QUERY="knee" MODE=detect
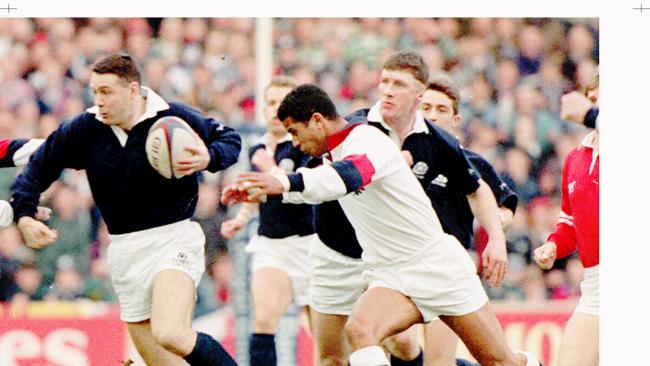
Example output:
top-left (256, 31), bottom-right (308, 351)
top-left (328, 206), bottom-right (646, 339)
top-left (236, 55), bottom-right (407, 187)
top-left (151, 325), bottom-right (190, 354)
top-left (344, 317), bottom-right (376, 347)
top-left (252, 309), bottom-right (280, 334)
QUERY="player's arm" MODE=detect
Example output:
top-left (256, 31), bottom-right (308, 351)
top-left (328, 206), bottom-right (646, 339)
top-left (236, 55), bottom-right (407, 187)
top-left (220, 202), bottom-right (258, 239)
top-left (176, 105), bottom-right (242, 173)
top-left (11, 118), bottom-right (87, 247)
top-left (467, 151), bottom-right (518, 229)
top-left (227, 126), bottom-right (386, 204)
top-left (0, 139), bottom-right (45, 168)
top-left (534, 157), bottom-right (578, 269)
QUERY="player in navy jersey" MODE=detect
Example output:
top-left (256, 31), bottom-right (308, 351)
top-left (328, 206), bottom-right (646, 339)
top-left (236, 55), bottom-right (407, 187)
top-left (0, 138), bottom-right (48, 227)
top-left (224, 84), bottom-right (541, 366)
top-left (11, 53), bottom-right (241, 366)
top-left (420, 78), bottom-right (518, 366)
top-left (220, 76), bottom-right (315, 366)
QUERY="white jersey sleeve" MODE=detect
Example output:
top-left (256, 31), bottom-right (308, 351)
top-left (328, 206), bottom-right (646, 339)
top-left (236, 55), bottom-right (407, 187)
top-left (286, 125), bottom-right (401, 203)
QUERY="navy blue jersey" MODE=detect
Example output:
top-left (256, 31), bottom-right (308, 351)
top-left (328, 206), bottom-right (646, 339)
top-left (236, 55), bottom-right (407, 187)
top-left (12, 100), bottom-right (241, 235)
top-left (249, 138), bottom-right (314, 238)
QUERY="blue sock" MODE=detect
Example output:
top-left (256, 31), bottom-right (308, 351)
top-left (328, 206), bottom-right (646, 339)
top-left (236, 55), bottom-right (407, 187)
top-left (455, 359), bottom-right (481, 366)
top-left (249, 333), bottom-right (276, 366)
top-left (390, 349), bottom-right (423, 366)
top-left (183, 332), bottom-right (237, 366)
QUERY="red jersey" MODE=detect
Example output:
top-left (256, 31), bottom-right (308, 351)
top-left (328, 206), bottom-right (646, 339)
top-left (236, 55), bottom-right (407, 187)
top-left (548, 131), bottom-right (599, 268)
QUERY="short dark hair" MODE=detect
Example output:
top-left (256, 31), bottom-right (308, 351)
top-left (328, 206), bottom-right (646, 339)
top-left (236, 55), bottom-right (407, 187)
top-left (382, 50), bottom-right (429, 85)
top-left (91, 53), bottom-right (141, 84)
top-left (427, 78), bottom-right (461, 114)
top-left (277, 84), bottom-right (339, 123)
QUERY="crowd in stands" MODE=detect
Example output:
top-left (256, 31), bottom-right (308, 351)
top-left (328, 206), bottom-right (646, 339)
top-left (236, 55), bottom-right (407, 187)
top-left (0, 18), bottom-right (599, 313)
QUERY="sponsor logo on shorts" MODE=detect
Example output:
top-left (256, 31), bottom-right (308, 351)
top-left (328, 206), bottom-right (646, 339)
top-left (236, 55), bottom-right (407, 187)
top-left (172, 251), bottom-right (192, 270)
top-left (568, 181), bottom-right (576, 194)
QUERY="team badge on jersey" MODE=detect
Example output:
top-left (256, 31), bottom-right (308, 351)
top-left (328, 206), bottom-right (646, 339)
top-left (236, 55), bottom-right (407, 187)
top-left (279, 158), bottom-right (295, 173)
top-left (431, 174), bottom-right (448, 187)
top-left (412, 161), bottom-right (428, 179)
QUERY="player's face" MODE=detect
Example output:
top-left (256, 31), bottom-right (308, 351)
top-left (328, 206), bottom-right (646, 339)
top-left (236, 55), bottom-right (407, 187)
top-left (89, 72), bottom-right (136, 127)
top-left (264, 86), bottom-right (292, 136)
top-left (283, 116), bottom-right (328, 157)
top-left (421, 89), bottom-right (461, 133)
top-left (377, 69), bottom-right (424, 123)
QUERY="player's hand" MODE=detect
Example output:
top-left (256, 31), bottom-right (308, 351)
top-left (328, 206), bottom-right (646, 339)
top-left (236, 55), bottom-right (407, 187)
top-left (175, 133), bottom-right (210, 176)
top-left (251, 149), bottom-right (277, 173)
top-left (560, 91), bottom-right (593, 125)
top-left (35, 206), bottom-right (52, 221)
top-left (220, 180), bottom-right (269, 205)
top-left (401, 150), bottom-right (414, 167)
top-left (481, 232), bottom-right (508, 287)
top-left (220, 218), bottom-right (245, 239)
top-left (17, 216), bottom-right (58, 249)
top-left (533, 241), bottom-right (557, 270)
top-left (237, 172), bottom-right (284, 197)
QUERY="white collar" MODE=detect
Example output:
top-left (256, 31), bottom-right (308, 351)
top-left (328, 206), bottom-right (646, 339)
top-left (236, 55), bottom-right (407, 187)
top-left (580, 130), bottom-right (598, 149)
top-left (367, 101), bottom-right (428, 135)
top-left (86, 86), bottom-right (170, 127)
top-left (581, 130), bottom-right (599, 174)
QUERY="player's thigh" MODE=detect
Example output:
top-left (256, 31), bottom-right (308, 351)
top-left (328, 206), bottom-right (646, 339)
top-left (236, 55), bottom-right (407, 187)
top-left (250, 267), bottom-right (294, 321)
top-left (423, 319), bottom-right (459, 366)
top-left (127, 320), bottom-right (189, 366)
top-left (557, 313), bottom-right (598, 366)
top-left (347, 287), bottom-right (423, 346)
top-left (150, 269), bottom-right (197, 330)
top-left (311, 309), bottom-right (350, 362)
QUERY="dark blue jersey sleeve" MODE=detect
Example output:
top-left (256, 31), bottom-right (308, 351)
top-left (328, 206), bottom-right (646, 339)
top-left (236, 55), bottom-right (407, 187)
top-left (170, 103), bottom-right (241, 173)
top-left (11, 116), bottom-right (89, 220)
top-left (465, 149), bottom-right (518, 214)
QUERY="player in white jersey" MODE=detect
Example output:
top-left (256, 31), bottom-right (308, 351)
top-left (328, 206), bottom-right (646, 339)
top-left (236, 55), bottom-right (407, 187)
top-left (223, 84), bottom-right (541, 366)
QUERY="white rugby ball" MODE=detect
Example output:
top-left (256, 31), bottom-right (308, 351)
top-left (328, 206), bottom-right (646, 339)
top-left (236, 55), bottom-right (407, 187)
top-left (145, 116), bottom-right (198, 179)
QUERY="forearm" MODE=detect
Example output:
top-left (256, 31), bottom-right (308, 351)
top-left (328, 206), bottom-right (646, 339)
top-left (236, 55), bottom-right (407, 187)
top-left (467, 180), bottom-right (505, 239)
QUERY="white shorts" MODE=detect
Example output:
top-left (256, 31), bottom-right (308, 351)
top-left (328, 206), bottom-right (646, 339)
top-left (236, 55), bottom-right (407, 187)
top-left (364, 235), bottom-right (488, 322)
top-left (575, 265), bottom-right (599, 315)
top-left (107, 219), bottom-right (206, 322)
top-left (245, 234), bottom-right (313, 306)
top-left (308, 235), bottom-right (367, 315)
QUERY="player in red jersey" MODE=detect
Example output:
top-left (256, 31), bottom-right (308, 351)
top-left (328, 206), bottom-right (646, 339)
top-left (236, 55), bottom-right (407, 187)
top-left (534, 71), bottom-right (599, 366)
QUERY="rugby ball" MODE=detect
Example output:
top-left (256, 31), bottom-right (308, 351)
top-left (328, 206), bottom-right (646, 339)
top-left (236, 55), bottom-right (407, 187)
top-left (145, 116), bottom-right (198, 179)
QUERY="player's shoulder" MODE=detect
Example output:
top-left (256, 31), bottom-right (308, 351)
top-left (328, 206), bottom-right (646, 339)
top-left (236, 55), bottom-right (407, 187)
top-left (344, 108), bottom-right (371, 124)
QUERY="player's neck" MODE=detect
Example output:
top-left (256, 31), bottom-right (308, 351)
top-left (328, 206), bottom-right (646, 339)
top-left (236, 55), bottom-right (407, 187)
top-left (121, 96), bottom-right (147, 131)
top-left (385, 112), bottom-right (417, 144)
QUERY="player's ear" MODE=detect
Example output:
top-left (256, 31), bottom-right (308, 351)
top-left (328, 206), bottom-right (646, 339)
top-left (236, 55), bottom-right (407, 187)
top-left (129, 81), bottom-right (140, 97)
top-left (311, 113), bottom-right (324, 128)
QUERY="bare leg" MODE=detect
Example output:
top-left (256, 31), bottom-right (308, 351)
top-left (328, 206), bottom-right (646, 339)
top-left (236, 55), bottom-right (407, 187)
top-left (556, 313), bottom-right (598, 366)
top-left (440, 303), bottom-right (528, 366)
top-left (423, 319), bottom-right (459, 366)
top-left (127, 320), bottom-right (188, 366)
top-left (250, 267), bottom-right (294, 333)
top-left (311, 309), bottom-right (351, 366)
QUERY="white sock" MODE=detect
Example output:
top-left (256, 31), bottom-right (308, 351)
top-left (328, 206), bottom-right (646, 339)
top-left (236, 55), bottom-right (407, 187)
top-left (516, 351), bottom-right (541, 366)
top-left (349, 346), bottom-right (389, 366)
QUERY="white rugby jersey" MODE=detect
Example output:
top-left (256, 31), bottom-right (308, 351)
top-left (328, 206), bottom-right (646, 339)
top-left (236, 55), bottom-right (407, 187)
top-left (284, 123), bottom-right (447, 264)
